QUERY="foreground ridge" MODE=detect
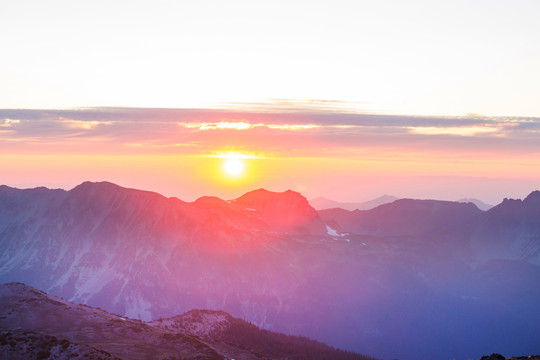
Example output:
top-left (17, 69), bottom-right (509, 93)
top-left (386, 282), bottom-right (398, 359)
top-left (0, 282), bottom-right (376, 360)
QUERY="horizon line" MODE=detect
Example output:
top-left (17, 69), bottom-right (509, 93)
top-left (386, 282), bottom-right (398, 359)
top-left (3, 179), bottom-right (536, 207)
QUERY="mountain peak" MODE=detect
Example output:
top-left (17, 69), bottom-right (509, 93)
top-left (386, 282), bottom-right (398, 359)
top-left (457, 198), bottom-right (494, 211)
top-left (524, 190), bottom-right (540, 203)
top-left (193, 195), bottom-right (228, 207)
top-left (237, 188), bottom-right (301, 198)
top-left (235, 188), bottom-right (307, 205)
top-left (71, 181), bottom-right (123, 192)
top-left (235, 188), bottom-right (322, 230)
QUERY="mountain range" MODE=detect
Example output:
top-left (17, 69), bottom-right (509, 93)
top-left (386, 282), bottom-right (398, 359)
top-left (1, 181), bottom-right (539, 360)
top-left (310, 195), bottom-right (493, 211)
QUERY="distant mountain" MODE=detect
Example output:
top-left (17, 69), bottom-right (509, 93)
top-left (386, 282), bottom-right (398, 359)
top-left (319, 198), bottom-right (482, 238)
top-left (0, 282), bottom-right (375, 360)
top-left (310, 195), bottom-right (494, 212)
top-left (309, 195), bottom-right (398, 211)
top-left (458, 198), bottom-right (494, 211)
top-left (1, 181), bottom-right (540, 360)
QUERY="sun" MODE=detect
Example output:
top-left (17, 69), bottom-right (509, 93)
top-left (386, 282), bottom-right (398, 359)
top-left (222, 157), bottom-right (245, 178)
top-left (212, 151), bottom-right (258, 181)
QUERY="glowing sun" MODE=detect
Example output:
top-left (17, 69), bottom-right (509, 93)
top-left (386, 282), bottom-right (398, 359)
top-left (222, 157), bottom-right (245, 178)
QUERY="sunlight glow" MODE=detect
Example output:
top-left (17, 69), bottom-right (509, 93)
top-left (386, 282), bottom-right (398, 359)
top-left (212, 152), bottom-right (260, 160)
top-left (223, 157), bottom-right (245, 178)
top-left (180, 122), bottom-right (322, 131)
top-left (182, 121), bottom-right (260, 131)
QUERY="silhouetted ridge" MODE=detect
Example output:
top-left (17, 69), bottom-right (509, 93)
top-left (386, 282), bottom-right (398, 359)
top-left (236, 188), bottom-right (309, 206)
top-left (193, 196), bottom-right (229, 207)
top-left (70, 181), bottom-right (164, 199)
top-left (469, 190), bottom-right (540, 265)
top-left (524, 190), bottom-right (540, 203)
top-left (320, 198), bottom-right (481, 237)
top-left (486, 190), bottom-right (540, 220)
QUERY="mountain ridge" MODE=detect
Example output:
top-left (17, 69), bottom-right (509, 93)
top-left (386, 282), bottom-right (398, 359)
top-left (1, 181), bottom-right (540, 360)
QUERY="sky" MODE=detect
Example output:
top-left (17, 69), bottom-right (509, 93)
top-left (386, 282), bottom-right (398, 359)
top-left (2, 107), bottom-right (540, 204)
top-left (1, 1), bottom-right (540, 204)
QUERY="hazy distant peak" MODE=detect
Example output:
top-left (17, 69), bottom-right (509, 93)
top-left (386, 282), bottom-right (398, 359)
top-left (457, 198), bottom-right (494, 211)
top-left (310, 195), bottom-right (399, 211)
top-left (380, 199), bottom-right (478, 211)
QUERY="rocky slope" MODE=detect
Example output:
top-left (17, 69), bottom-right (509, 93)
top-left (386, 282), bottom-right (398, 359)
top-left (0, 330), bottom-right (121, 360)
top-left (0, 282), bottom-right (224, 360)
top-left (0, 283), bottom-right (374, 360)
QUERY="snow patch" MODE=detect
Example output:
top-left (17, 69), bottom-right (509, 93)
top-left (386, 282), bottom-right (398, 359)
top-left (326, 225), bottom-right (350, 241)
top-left (326, 225), bottom-right (340, 237)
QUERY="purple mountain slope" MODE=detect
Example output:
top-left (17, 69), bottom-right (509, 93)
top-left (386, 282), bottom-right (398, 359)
top-left (1, 182), bottom-right (540, 360)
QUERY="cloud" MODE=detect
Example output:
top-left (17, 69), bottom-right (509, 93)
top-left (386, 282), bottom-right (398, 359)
top-left (0, 119), bottom-right (20, 127)
top-left (181, 121), bottom-right (263, 130)
top-left (180, 121), bottom-right (322, 131)
top-left (1, 108), bottom-right (540, 157)
top-left (408, 126), bottom-right (501, 136)
top-left (215, 98), bottom-right (373, 114)
top-left (266, 124), bottom-right (321, 130)
top-left (62, 119), bottom-right (112, 130)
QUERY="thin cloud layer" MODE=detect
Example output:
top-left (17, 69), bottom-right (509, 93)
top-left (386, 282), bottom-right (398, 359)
top-left (1, 108), bottom-right (540, 156)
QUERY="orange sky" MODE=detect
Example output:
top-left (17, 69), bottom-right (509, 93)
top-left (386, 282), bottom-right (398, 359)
top-left (2, 1), bottom-right (540, 205)
top-left (1, 107), bottom-right (540, 204)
